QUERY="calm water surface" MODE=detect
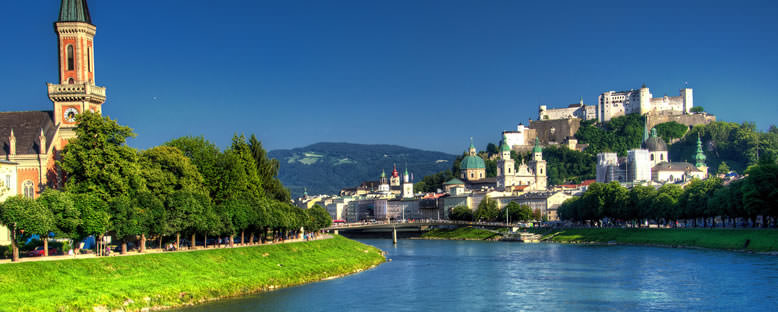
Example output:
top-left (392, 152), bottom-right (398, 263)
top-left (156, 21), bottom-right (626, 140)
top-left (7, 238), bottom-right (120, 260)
top-left (177, 239), bottom-right (778, 311)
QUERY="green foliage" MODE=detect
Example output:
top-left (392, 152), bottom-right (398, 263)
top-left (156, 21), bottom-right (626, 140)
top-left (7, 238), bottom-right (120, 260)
top-left (449, 206), bottom-right (473, 221)
top-left (742, 162), bottom-right (778, 223)
top-left (520, 145), bottom-right (595, 185)
top-left (140, 146), bottom-right (207, 203)
top-left (717, 162), bottom-right (730, 175)
top-left (37, 190), bottom-right (80, 239)
top-left (474, 197), bottom-right (499, 222)
top-left (306, 205), bottom-right (332, 232)
top-left (575, 114), bottom-right (645, 157)
top-left (414, 170), bottom-right (454, 193)
top-left (502, 202), bottom-right (533, 222)
top-left (0, 197), bottom-right (54, 237)
top-left (249, 135), bottom-right (291, 202)
top-left (669, 121), bottom-right (778, 174)
top-left (690, 106), bottom-right (704, 113)
top-left (654, 121), bottom-right (688, 142)
top-left (59, 111), bottom-right (145, 201)
top-left (73, 193), bottom-right (110, 240)
top-left (165, 136), bottom-right (222, 198)
top-left (422, 227), bottom-right (498, 240)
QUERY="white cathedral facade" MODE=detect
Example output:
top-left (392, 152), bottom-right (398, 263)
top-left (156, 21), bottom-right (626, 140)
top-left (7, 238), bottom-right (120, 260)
top-left (496, 136), bottom-right (547, 192)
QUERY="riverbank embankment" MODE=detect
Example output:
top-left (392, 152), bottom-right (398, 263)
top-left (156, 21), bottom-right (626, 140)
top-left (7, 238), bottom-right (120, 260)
top-left (531, 228), bottom-right (778, 253)
top-left (419, 227), bottom-right (501, 240)
top-left (0, 235), bottom-right (385, 311)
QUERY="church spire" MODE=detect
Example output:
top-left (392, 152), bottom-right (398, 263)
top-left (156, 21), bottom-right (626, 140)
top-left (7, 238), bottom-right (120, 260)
top-left (695, 136), bottom-right (707, 168)
top-left (59, 0), bottom-right (92, 24)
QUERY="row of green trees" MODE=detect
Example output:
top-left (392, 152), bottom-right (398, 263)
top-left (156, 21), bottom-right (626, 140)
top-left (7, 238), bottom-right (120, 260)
top-left (558, 160), bottom-right (778, 227)
top-left (449, 199), bottom-right (541, 223)
top-left (0, 112), bottom-right (331, 262)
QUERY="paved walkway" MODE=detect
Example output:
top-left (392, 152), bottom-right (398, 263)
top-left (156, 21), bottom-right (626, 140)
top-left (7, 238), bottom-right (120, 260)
top-left (0, 234), bottom-right (332, 264)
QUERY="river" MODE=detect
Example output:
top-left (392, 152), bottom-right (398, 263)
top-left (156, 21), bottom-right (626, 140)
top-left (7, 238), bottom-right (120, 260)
top-left (176, 239), bottom-right (778, 311)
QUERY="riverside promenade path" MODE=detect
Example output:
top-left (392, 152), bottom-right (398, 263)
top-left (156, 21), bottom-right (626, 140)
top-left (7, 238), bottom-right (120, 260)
top-left (0, 234), bottom-right (332, 264)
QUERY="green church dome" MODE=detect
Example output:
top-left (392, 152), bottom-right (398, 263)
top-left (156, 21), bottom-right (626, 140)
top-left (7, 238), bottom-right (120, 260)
top-left (462, 155), bottom-right (486, 170)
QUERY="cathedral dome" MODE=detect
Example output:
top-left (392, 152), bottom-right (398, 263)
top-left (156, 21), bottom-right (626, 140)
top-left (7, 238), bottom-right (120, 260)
top-left (643, 128), bottom-right (667, 152)
top-left (461, 155), bottom-right (486, 170)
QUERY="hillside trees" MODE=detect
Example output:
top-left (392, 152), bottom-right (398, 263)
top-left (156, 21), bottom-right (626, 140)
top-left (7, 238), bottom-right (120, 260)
top-left (575, 114), bottom-right (644, 157)
top-left (654, 121), bottom-right (688, 142)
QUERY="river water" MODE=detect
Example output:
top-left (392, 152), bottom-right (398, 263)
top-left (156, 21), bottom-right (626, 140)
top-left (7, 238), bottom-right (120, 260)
top-left (177, 239), bottom-right (778, 311)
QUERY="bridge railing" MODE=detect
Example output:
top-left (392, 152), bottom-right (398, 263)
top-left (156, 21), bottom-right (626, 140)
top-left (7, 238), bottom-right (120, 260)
top-left (325, 220), bottom-right (512, 230)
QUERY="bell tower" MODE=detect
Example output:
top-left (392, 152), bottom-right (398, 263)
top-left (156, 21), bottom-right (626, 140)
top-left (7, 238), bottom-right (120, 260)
top-left (47, 0), bottom-right (106, 139)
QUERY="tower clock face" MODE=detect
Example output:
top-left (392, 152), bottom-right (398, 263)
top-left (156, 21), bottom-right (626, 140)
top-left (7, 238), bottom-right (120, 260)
top-left (64, 107), bottom-right (79, 123)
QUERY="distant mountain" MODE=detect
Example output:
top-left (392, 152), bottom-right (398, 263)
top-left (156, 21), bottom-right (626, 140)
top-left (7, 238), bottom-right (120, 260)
top-left (269, 143), bottom-right (456, 197)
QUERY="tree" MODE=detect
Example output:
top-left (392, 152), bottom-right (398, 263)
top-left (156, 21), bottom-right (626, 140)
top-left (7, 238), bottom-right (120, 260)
top-left (306, 204), bottom-right (332, 233)
top-left (166, 191), bottom-right (208, 249)
top-left (140, 146), bottom-right (207, 203)
top-left (165, 136), bottom-right (222, 198)
top-left (249, 135), bottom-right (291, 202)
top-left (717, 162), bottom-right (731, 175)
top-left (742, 162), bottom-right (778, 227)
top-left (628, 185), bottom-right (656, 225)
top-left (73, 193), bottom-right (110, 255)
top-left (474, 197), bottom-right (499, 222)
top-left (0, 197), bottom-right (54, 261)
top-left (486, 143), bottom-right (499, 156)
top-left (690, 106), bottom-right (704, 113)
top-left (59, 111), bottom-right (145, 201)
top-left (37, 190), bottom-right (80, 256)
top-left (502, 202), bottom-right (533, 223)
top-left (653, 184), bottom-right (683, 225)
top-left (109, 196), bottom-right (146, 254)
top-left (654, 121), bottom-right (688, 142)
top-left (450, 206), bottom-right (473, 221)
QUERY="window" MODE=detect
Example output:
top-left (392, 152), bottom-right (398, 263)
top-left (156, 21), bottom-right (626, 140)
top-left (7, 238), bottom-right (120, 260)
top-left (88, 47), bottom-right (92, 73)
top-left (23, 180), bottom-right (34, 199)
top-left (68, 78), bottom-right (74, 84)
top-left (650, 154), bottom-right (654, 161)
top-left (4, 175), bottom-right (9, 189)
top-left (66, 45), bottom-right (74, 71)
top-left (660, 154), bottom-right (664, 161)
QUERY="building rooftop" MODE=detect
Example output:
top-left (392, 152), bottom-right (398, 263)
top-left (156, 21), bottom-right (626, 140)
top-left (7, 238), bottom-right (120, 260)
top-left (59, 0), bottom-right (93, 24)
top-left (0, 111), bottom-right (57, 156)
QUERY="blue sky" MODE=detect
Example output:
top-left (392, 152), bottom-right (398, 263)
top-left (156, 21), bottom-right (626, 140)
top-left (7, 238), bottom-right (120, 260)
top-left (1, 0), bottom-right (777, 154)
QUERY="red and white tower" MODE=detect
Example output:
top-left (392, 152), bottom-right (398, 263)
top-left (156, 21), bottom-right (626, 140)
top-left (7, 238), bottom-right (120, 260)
top-left (47, 0), bottom-right (106, 140)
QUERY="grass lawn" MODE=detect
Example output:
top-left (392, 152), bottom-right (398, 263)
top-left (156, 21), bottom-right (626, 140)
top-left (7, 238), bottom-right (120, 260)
top-left (0, 235), bottom-right (384, 312)
top-left (537, 228), bottom-right (778, 252)
top-left (421, 227), bottom-right (499, 240)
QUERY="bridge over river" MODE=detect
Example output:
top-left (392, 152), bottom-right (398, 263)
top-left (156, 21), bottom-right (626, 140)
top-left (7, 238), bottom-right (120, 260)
top-left (325, 220), bottom-right (514, 243)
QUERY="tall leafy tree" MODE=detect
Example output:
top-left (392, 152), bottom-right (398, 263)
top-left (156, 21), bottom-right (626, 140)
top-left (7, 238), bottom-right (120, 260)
top-left (450, 206), bottom-right (473, 221)
top-left (165, 136), bottom-right (222, 198)
top-left (59, 112), bottom-right (145, 201)
top-left (249, 135), bottom-right (290, 202)
top-left (140, 146), bottom-right (207, 202)
top-left (742, 162), bottom-right (778, 227)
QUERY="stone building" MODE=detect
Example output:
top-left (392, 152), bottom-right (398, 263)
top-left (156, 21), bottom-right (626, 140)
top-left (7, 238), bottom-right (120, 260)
top-left (511, 191), bottom-right (571, 221)
top-left (538, 98), bottom-right (597, 121)
top-left (597, 85), bottom-right (693, 123)
top-left (0, 0), bottom-right (106, 198)
top-left (496, 137), bottom-right (547, 192)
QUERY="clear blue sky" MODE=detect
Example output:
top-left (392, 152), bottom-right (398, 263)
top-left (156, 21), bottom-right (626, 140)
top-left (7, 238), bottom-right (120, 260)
top-left (1, 0), bottom-right (777, 154)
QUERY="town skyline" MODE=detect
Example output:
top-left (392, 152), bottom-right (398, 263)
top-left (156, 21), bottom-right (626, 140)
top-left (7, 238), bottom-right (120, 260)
top-left (1, 0), bottom-right (777, 154)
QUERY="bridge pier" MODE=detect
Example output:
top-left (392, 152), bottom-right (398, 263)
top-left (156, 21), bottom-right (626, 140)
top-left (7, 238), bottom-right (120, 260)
top-left (392, 226), bottom-right (397, 244)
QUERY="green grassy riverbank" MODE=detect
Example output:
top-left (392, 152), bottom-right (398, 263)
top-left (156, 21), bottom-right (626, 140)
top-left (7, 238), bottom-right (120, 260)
top-left (420, 227), bottom-right (500, 240)
top-left (0, 235), bottom-right (385, 312)
top-left (531, 228), bottom-right (778, 252)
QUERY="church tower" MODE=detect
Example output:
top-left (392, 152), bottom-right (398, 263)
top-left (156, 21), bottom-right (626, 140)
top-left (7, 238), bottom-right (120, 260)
top-left (694, 136), bottom-right (708, 178)
top-left (47, 0), bottom-right (106, 141)
top-left (496, 135), bottom-right (515, 190)
top-left (529, 138), bottom-right (547, 190)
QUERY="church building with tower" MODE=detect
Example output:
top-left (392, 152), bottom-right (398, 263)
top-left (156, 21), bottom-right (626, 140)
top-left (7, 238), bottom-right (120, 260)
top-left (496, 137), bottom-right (547, 191)
top-left (0, 0), bottom-right (106, 198)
